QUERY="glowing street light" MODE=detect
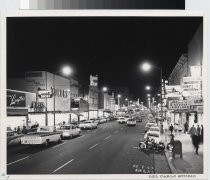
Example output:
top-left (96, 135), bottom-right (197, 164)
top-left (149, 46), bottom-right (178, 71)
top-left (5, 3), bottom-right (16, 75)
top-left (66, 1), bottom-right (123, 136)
top-left (141, 62), bottom-right (152, 72)
top-left (103, 87), bottom-right (108, 92)
top-left (62, 66), bottom-right (73, 76)
top-left (145, 86), bottom-right (151, 91)
top-left (147, 94), bottom-right (151, 97)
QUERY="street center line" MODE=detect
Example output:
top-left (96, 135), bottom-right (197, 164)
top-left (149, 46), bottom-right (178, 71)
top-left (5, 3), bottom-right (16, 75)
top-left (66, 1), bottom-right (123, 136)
top-left (89, 143), bottom-right (98, 150)
top-left (52, 159), bottom-right (74, 173)
top-left (105, 135), bottom-right (111, 140)
top-left (7, 156), bottom-right (29, 166)
top-left (114, 130), bottom-right (119, 134)
top-left (52, 142), bottom-right (67, 148)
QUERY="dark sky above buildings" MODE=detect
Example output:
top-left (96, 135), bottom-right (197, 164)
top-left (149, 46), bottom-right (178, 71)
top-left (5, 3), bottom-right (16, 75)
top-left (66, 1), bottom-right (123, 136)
top-left (7, 17), bottom-right (202, 102)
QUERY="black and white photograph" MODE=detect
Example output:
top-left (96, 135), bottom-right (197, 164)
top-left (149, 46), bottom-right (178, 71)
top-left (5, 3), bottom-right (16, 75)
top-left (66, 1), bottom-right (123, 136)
top-left (1, 11), bottom-right (207, 179)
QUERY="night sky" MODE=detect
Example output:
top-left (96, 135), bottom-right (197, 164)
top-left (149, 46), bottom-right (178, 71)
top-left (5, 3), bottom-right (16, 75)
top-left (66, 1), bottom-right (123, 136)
top-left (7, 17), bottom-right (202, 103)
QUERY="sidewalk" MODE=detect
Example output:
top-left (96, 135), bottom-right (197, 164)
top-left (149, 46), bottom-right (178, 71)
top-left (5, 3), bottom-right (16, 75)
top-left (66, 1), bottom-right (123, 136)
top-left (161, 131), bottom-right (203, 174)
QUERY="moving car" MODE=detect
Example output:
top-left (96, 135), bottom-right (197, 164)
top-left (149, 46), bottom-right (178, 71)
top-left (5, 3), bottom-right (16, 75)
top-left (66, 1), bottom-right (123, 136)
top-left (134, 116), bottom-right (142, 122)
top-left (57, 124), bottom-right (81, 139)
top-left (21, 126), bottom-right (62, 147)
top-left (148, 126), bottom-right (160, 134)
top-left (117, 117), bottom-right (127, 124)
top-left (79, 120), bottom-right (97, 130)
top-left (127, 119), bottom-right (136, 126)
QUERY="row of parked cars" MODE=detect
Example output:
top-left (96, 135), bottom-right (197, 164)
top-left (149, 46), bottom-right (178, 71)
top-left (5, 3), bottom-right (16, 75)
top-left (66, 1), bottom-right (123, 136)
top-left (7, 116), bottom-right (117, 147)
top-left (144, 116), bottom-right (162, 144)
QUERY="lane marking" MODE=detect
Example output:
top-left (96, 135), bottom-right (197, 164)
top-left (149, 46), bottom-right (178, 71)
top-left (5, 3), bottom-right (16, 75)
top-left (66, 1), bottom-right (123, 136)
top-left (7, 156), bottom-right (29, 166)
top-left (52, 159), bottom-right (74, 173)
top-left (52, 142), bottom-right (67, 149)
top-left (89, 143), bottom-right (98, 150)
top-left (114, 130), bottom-right (119, 134)
top-left (104, 135), bottom-right (111, 140)
top-left (133, 146), bottom-right (139, 149)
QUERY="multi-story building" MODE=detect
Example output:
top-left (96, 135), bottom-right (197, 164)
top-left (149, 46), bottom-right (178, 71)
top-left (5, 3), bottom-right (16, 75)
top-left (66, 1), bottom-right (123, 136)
top-left (167, 22), bottom-right (203, 128)
top-left (7, 71), bottom-right (71, 126)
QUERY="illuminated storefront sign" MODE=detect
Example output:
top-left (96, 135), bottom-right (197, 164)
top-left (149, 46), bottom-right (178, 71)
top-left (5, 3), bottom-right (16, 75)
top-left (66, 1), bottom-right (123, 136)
top-left (165, 85), bottom-right (182, 98)
top-left (182, 76), bottom-right (202, 97)
top-left (7, 91), bottom-right (26, 107)
top-left (168, 100), bottom-right (189, 110)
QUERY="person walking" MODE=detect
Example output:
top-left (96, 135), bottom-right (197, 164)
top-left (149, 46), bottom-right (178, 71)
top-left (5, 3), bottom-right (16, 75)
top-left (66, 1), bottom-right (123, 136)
top-left (189, 125), bottom-right (196, 138)
top-left (200, 125), bottom-right (203, 143)
top-left (197, 125), bottom-right (201, 136)
top-left (169, 124), bottom-right (174, 135)
top-left (17, 126), bottom-right (21, 134)
top-left (192, 133), bottom-right (200, 155)
top-left (184, 122), bottom-right (189, 134)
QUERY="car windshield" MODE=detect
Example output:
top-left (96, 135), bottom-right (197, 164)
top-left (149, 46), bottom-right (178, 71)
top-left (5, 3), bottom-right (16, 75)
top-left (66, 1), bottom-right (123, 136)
top-left (149, 128), bottom-right (159, 132)
top-left (84, 121), bottom-right (92, 124)
top-left (147, 133), bottom-right (159, 138)
top-left (60, 126), bottom-right (71, 130)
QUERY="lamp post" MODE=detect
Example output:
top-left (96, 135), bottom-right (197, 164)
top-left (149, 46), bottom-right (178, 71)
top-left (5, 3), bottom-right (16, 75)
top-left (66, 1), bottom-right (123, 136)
top-left (141, 62), bottom-right (163, 133)
top-left (53, 66), bottom-right (72, 126)
top-left (102, 87), bottom-right (108, 110)
top-left (118, 94), bottom-right (121, 109)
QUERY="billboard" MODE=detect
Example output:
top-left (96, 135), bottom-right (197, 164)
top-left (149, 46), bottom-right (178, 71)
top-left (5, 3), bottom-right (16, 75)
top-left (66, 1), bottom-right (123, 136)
top-left (165, 85), bottom-right (182, 98)
top-left (7, 90), bottom-right (26, 107)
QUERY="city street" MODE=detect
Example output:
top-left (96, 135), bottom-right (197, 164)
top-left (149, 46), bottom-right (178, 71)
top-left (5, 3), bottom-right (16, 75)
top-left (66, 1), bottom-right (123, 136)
top-left (7, 120), bottom-right (170, 174)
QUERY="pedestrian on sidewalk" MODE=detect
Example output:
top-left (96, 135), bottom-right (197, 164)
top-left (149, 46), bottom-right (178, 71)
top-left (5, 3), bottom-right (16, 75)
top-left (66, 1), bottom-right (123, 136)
top-left (197, 125), bottom-right (201, 137)
top-left (169, 124), bottom-right (174, 135)
top-left (184, 122), bottom-right (189, 134)
top-left (200, 125), bottom-right (203, 143)
top-left (17, 126), bottom-right (21, 134)
top-left (189, 125), bottom-right (196, 138)
top-left (192, 133), bottom-right (200, 155)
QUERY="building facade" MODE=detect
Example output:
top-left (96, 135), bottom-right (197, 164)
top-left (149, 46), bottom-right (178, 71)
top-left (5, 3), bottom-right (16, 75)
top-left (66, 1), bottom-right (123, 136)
top-left (167, 22), bottom-right (203, 128)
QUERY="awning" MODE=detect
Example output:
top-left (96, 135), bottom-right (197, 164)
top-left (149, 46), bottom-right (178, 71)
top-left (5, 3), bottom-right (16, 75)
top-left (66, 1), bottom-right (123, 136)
top-left (103, 110), bottom-right (112, 113)
top-left (7, 108), bottom-right (28, 116)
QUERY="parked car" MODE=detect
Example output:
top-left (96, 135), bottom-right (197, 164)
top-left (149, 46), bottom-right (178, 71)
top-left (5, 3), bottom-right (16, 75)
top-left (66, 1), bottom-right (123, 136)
top-left (7, 127), bottom-right (23, 146)
top-left (57, 124), bottom-right (81, 139)
top-left (99, 117), bottom-right (107, 124)
top-left (79, 120), bottom-right (97, 130)
top-left (144, 131), bottom-right (162, 144)
top-left (21, 126), bottom-right (62, 147)
top-left (145, 122), bottom-right (157, 133)
top-left (127, 119), bottom-right (136, 126)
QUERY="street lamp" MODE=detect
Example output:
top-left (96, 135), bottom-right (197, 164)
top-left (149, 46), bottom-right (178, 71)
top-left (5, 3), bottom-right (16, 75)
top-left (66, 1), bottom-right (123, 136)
top-left (145, 86), bottom-right (151, 91)
top-left (141, 62), bottom-right (163, 133)
top-left (118, 94), bottom-right (121, 109)
top-left (141, 62), bottom-right (152, 72)
top-left (53, 65), bottom-right (72, 126)
top-left (102, 86), bottom-right (108, 110)
top-left (103, 87), bottom-right (108, 92)
top-left (147, 94), bottom-right (151, 97)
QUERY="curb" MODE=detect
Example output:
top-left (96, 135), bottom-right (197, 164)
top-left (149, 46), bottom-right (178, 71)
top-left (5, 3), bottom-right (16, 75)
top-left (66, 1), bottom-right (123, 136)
top-left (164, 150), bottom-right (178, 174)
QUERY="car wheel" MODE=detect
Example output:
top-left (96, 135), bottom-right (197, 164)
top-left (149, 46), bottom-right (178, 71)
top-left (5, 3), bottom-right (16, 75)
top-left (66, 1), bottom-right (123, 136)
top-left (58, 136), bottom-right (62, 143)
top-left (44, 140), bottom-right (49, 147)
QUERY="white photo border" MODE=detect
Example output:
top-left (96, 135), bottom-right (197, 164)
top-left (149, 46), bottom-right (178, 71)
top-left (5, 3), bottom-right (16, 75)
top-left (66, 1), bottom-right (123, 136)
top-left (0, 10), bottom-right (208, 180)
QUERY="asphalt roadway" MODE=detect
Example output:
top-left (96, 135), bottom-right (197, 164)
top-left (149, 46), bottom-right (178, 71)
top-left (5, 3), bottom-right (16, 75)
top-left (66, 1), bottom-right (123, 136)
top-left (7, 120), bottom-right (171, 174)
